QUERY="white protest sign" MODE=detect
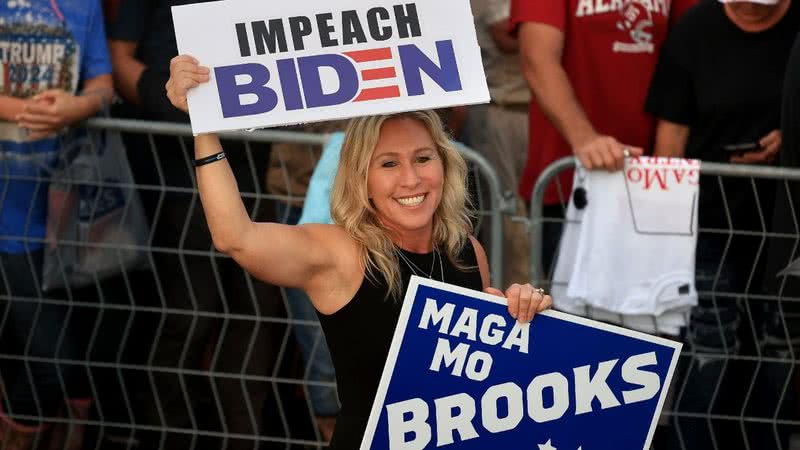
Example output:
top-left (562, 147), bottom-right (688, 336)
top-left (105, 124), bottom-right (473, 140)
top-left (172, 0), bottom-right (490, 133)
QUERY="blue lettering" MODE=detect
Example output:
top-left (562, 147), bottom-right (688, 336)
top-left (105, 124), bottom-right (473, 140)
top-left (398, 40), bottom-right (462, 96)
top-left (215, 63), bottom-right (278, 118)
top-left (298, 54), bottom-right (359, 108)
top-left (276, 58), bottom-right (304, 111)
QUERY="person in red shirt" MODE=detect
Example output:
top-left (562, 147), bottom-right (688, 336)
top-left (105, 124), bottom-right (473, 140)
top-left (511, 0), bottom-right (696, 272)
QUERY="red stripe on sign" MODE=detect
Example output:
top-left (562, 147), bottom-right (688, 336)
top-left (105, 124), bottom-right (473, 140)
top-left (344, 48), bottom-right (392, 62)
top-left (354, 86), bottom-right (401, 102)
top-left (361, 67), bottom-right (397, 81)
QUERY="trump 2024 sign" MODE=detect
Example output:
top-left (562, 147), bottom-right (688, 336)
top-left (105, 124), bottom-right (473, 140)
top-left (362, 277), bottom-right (682, 449)
top-left (171, 0), bottom-right (489, 134)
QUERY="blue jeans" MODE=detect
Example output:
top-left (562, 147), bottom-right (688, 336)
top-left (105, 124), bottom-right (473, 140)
top-left (275, 203), bottom-right (339, 417)
top-left (669, 235), bottom-right (796, 450)
top-left (0, 250), bottom-right (78, 423)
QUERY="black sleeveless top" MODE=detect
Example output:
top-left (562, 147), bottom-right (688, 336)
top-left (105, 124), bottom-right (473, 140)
top-left (317, 240), bottom-right (483, 449)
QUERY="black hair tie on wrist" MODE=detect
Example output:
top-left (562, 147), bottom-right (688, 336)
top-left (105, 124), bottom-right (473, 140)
top-left (193, 151), bottom-right (226, 167)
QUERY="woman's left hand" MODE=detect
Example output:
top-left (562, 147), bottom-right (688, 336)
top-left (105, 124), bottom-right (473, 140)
top-left (485, 283), bottom-right (552, 323)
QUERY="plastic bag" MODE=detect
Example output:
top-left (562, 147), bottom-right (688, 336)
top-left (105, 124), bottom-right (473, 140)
top-left (42, 128), bottom-right (149, 291)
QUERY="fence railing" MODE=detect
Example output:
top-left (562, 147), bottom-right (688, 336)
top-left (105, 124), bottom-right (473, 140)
top-left (7, 116), bottom-right (797, 449)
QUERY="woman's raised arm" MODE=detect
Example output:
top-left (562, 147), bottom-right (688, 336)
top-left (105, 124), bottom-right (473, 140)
top-left (193, 133), bottom-right (352, 290)
top-left (167, 56), bottom-right (357, 297)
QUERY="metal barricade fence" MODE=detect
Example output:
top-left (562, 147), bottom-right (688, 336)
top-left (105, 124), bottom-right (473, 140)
top-left (0, 117), bottom-right (506, 450)
top-left (527, 156), bottom-right (800, 450)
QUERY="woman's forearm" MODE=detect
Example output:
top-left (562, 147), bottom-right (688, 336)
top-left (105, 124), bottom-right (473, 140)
top-left (194, 133), bottom-right (253, 253)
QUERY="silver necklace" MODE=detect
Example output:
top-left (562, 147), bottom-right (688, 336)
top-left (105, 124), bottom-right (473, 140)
top-left (396, 246), bottom-right (445, 282)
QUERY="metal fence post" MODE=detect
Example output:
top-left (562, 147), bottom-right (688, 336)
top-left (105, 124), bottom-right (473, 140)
top-left (455, 142), bottom-right (507, 287)
top-left (528, 156), bottom-right (576, 285)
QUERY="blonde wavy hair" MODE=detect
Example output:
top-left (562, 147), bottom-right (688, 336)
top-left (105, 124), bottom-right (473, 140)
top-left (331, 111), bottom-right (473, 299)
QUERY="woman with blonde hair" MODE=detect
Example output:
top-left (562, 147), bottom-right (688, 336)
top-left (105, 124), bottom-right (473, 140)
top-left (166, 55), bottom-right (552, 448)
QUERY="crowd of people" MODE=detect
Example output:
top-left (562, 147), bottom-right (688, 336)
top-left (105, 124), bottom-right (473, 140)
top-left (0, 0), bottom-right (797, 449)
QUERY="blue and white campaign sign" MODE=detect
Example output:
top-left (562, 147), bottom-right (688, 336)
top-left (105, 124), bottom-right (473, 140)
top-left (171, 0), bottom-right (489, 134)
top-left (362, 276), bottom-right (683, 450)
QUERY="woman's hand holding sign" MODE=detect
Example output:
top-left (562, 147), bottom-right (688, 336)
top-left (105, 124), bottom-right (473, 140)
top-left (485, 283), bottom-right (552, 324)
top-left (166, 55), bottom-right (210, 114)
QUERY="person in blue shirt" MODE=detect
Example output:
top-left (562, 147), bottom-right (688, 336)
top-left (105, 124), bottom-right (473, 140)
top-left (0, 0), bottom-right (112, 448)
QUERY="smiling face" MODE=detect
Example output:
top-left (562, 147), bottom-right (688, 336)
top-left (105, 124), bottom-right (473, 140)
top-left (367, 117), bottom-right (444, 248)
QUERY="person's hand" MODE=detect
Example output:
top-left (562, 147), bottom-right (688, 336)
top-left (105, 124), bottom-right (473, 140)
top-left (730, 130), bottom-right (781, 165)
top-left (166, 55), bottom-right (210, 113)
top-left (574, 134), bottom-right (643, 171)
top-left (15, 90), bottom-right (92, 140)
top-left (485, 283), bottom-right (553, 324)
